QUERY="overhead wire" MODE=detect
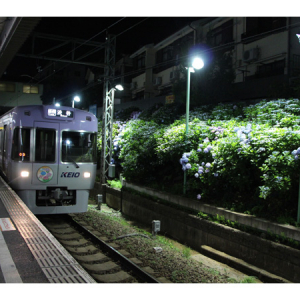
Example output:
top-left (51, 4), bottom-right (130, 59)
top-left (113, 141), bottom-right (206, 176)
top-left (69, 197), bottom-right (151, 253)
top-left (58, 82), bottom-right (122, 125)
top-left (31, 17), bottom-right (127, 85)
top-left (7, 18), bottom-right (300, 107)
top-left (5, 17), bottom-right (130, 106)
top-left (56, 18), bottom-right (300, 105)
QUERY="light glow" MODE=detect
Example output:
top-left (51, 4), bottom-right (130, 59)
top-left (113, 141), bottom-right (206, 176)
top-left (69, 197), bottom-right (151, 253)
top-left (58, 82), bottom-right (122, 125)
top-left (192, 57), bottom-right (204, 70)
top-left (74, 96), bottom-right (80, 102)
top-left (115, 84), bottom-right (124, 91)
top-left (21, 171), bottom-right (29, 178)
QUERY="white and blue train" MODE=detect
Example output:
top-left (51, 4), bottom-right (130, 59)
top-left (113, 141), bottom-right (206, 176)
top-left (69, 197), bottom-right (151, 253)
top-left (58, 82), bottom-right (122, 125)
top-left (0, 105), bottom-right (98, 214)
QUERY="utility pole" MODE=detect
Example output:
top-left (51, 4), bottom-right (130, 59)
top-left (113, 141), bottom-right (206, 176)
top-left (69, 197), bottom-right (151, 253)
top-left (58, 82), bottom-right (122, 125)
top-left (101, 34), bottom-right (116, 184)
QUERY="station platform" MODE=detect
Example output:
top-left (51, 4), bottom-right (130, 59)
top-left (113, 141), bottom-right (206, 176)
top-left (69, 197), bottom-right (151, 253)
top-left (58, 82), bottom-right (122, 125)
top-left (0, 177), bottom-right (96, 283)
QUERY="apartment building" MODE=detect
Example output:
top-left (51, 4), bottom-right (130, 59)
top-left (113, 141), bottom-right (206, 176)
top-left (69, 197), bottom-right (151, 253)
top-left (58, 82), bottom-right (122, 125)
top-left (122, 17), bottom-right (300, 104)
top-left (0, 80), bottom-right (43, 109)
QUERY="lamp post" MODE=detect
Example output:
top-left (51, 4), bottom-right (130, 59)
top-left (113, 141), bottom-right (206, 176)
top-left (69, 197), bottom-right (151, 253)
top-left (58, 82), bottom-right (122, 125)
top-left (184, 57), bottom-right (204, 194)
top-left (295, 34), bottom-right (300, 223)
top-left (102, 84), bottom-right (124, 182)
top-left (72, 96), bottom-right (80, 108)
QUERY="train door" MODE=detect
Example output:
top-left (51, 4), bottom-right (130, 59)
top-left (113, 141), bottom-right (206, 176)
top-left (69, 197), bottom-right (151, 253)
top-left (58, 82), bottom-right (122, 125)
top-left (2, 125), bottom-right (8, 174)
top-left (31, 122), bottom-right (59, 186)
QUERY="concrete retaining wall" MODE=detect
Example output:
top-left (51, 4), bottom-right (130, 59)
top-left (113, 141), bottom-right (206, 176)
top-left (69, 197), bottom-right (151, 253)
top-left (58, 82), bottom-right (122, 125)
top-left (124, 182), bottom-right (300, 243)
top-left (103, 185), bottom-right (300, 282)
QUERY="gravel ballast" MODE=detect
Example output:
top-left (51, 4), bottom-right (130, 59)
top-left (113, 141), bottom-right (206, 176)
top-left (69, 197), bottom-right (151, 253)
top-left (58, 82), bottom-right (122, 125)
top-left (73, 204), bottom-right (258, 283)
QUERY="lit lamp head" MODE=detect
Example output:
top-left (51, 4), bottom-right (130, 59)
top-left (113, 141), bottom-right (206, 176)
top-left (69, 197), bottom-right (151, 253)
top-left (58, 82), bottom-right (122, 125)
top-left (115, 84), bottom-right (124, 91)
top-left (192, 57), bottom-right (204, 70)
top-left (296, 34), bottom-right (300, 43)
top-left (72, 96), bottom-right (80, 108)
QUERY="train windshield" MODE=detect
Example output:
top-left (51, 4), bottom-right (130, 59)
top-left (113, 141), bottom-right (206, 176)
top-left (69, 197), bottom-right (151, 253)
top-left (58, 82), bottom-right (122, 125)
top-left (12, 128), bottom-right (31, 161)
top-left (35, 128), bottom-right (56, 162)
top-left (61, 131), bottom-right (97, 163)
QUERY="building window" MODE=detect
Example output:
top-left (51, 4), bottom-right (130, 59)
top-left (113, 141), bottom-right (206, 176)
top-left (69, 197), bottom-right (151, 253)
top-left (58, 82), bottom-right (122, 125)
top-left (23, 85), bottom-right (39, 94)
top-left (292, 54), bottom-right (300, 77)
top-left (137, 55), bottom-right (145, 69)
top-left (0, 82), bottom-right (15, 92)
top-left (257, 60), bottom-right (285, 78)
top-left (207, 19), bottom-right (234, 47)
top-left (242, 17), bottom-right (286, 41)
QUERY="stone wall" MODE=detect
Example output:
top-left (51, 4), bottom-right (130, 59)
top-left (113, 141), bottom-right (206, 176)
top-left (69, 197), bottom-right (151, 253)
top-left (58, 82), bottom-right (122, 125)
top-left (102, 185), bottom-right (300, 282)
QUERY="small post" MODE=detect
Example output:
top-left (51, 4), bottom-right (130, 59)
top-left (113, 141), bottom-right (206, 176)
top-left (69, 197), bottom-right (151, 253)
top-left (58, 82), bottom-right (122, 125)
top-left (97, 194), bottom-right (103, 210)
top-left (152, 220), bottom-right (161, 238)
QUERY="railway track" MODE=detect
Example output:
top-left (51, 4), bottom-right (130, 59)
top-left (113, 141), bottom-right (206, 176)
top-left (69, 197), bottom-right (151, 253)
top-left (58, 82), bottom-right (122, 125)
top-left (40, 214), bottom-right (161, 283)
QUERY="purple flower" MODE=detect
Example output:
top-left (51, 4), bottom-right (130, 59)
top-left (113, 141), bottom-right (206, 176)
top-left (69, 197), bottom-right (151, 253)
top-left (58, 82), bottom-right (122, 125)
top-left (186, 163), bottom-right (191, 169)
top-left (204, 148), bottom-right (209, 153)
top-left (195, 173), bottom-right (199, 178)
top-left (197, 149), bottom-right (202, 152)
top-left (182, 157), bottom-right (189, 163)
top-left (214, 173), bottom-right (219, 177)
top-left (197, 194), bottom-right (201, 200)
top-left (205, 169), bottom-right (210, 173)
top-left (205, 163), bottom-right (211, 168)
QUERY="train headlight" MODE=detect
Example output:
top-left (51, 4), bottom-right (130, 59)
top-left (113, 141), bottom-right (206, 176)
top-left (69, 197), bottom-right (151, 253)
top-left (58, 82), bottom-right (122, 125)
top-left (21, 171), bottom-right (29, 178)
top-left (84, 172), bottom-right (91, 178)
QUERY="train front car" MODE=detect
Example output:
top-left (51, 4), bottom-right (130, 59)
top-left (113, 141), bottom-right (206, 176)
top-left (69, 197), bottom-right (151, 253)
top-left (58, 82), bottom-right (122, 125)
top-left (3, 105), bottom-right (98, 215)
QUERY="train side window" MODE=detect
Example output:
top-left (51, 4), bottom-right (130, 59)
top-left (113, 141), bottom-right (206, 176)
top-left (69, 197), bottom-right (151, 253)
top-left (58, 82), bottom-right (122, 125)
top-left (0, 129), bottom-right (2, 154)
top-left (35, 128), bottom-right (56, 162)
top-left (12, 128), bottom-right (31, 161)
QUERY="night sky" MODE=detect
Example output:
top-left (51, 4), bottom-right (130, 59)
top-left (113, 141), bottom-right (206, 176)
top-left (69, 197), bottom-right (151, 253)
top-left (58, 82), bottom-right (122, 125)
top-left (4, 17), bottom-right (202, 80)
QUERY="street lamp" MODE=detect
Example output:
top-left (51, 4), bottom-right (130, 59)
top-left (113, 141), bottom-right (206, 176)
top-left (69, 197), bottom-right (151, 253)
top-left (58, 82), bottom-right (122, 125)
top-left (72, 96), bottom-right (80, 108)
top-left (184, 57), bottom-right (204, 194)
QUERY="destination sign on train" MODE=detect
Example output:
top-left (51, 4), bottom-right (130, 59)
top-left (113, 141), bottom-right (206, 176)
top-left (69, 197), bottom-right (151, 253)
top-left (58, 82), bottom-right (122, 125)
top-left (48, 108), bottom-right (74, 118)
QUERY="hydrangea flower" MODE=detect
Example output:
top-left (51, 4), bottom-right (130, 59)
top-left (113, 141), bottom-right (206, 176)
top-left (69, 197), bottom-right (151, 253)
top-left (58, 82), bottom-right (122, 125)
top-left (291, 148), bottom-right (300, 160)
top-left (197, 194), bottom-right (201, 200)
top-left (195, 173), bottom-right (199, 178)
top-left (186, 163), bottom-right (191, 169)
top-left (205, 162), bottom-right (211, 168)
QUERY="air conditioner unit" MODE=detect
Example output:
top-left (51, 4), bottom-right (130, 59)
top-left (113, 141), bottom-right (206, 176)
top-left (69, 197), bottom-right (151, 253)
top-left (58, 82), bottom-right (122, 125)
top-left (243, 48), bottom-right (259, 62)
top-left (153, 77), bottom-right (162, 86)
top-left (130, 82), bottom-right (137, 90)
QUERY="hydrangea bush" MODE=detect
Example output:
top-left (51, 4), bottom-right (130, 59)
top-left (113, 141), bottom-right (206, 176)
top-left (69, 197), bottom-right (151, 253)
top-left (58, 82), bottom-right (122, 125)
top-left (100, 99), bottom-right (300, 223)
